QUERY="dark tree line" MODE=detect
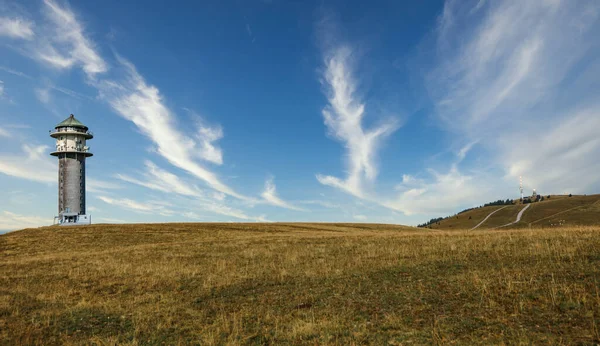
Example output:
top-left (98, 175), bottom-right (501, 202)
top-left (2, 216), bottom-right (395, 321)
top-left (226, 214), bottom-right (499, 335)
top-left (417, 217), bottom-right (444, 228)
top-left (483, 199), bottom-right (514, 207)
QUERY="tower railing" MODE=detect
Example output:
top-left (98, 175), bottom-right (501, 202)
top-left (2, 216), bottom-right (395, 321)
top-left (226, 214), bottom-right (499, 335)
top-left (53, 145), bottom-right (92, 153)
top-left (50, 128), bottom-right (94, 137)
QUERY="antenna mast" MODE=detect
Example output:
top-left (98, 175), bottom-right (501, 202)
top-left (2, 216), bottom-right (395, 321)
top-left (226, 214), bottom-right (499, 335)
top-left (519, 176), bottom-right (524, 200)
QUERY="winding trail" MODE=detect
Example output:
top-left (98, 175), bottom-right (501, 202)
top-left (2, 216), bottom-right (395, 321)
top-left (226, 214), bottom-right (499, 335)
top-left (469, 206), bottom-right (509, 230)
top-left (495, 204), bottom-right (531, 229)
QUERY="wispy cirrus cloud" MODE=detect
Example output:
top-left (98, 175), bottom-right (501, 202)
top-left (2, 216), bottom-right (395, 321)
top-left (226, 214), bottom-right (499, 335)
top-left (184, 108), bottom-right (225, 165)
top-left (35, 82), bottom-right (92, 105)
top-left (37, 0), bottom-right (107, 76)
top-left (0, 65), bottom-right (32, 79)
top-left (316, 0), bottom-right (600, 221)
top-left (377, 0), bottom-right (600, 220)
top-left (0, 1), bottom-right (107, 76)
top-left (116, 161), bottom-right (267, 221)
top-left (353, 214), bottom-right (367, 221)
top-left (0, 17), bottom-right (34, 40)
top-left (0, 134), bottom-right (120, 193)
top-left (297, 200), bottom-right (340, 209)
top-left (94, 217), bottom-right (128, 224)
top-left (98, 57), bottom-right (248, 200)
top-left (34, 87), bottom-right (50, 104)
top-left (87, 179), bottom-right (122, 194)
top-left (426, 0), bottom-right (600, 195)
top-left (0, 144), bottom-right (55, 183)
top-left (0, 211), bottom-right (49, 231)
top-left (385, 165), bottom-right (487, 216)
top-left (97, 196), bottom-right (174, 216)
top-left (261, 177), bottom-right (306, 211)
top-left (312, 10), bottom-right (514, 219)
top-left (116, 160), bottom-right (204, 198)
top-left (316, 45), bottom-right (399, 198)
top-left (0, 0), bottom-right (285, 223)
top-left (195, 121), bottom-right (224, 165)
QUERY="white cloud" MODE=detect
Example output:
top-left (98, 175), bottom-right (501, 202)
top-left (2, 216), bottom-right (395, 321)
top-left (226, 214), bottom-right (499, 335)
top-left (36, 83), bottom-right (92, 103)
top-left (212, 191), bottom-right (226, 201)
top-left (0, 2), bottom-right (106, 76)
top-left (316, 45), bottom-right (399, 198)
top-left (426, 0), bottom-right (600, 196)
top-left (500, 109), bottom-right (600, 194)
top-left (0, 17), bottom-right (34, 40)
top-left (35, 87), bottom-right (51, 104)
top-left (386, 166), bottom-right (487, 216)
top-left (99, 57), bottom-right (248, 200)
top-left (353, 214), bottom-right (367, 221)
top-left (0, 144), bottom-right (55, 183)
top-left (245, 22), bottom-right (256, 43)
top-left (261, 177), bottom-right (305, 211)
top-left (1, 2), bottom-right (276, 222)
top-left (38, 0), bottom-right (107, 76)
top-left (87, 178), bottom-right (121, 193)
top-left (116, 160), bottom-right (204, 198)
top-left (0, 127), bottom-right (9, 138)
top-left (0, 80), bottom-right (4, 97)
top-left (50, 84), bottom-right (91, 100)
top-left (183, 108), bottom-right (225, 165)
top-left (0, 137), bottom-right (118, 193)
top-left (36, 44), bottom-right (75, 69)
top-left (0, 65), bottom-right (32, 79)
top-left (97, 196), bottom-right (173, 215)
top-left (297, 200), bottom-right (340, 209)
top-left (457, 140), bottom-right (478, 161)
top-left (196, 122), bottom-right (224, 165)
top-left (116, 161), bottom-right (266, 221)
top-left (182, 211), bottom-right (204, 220)
top-left (369, 0), bottom-right (600, 220)
top-left (199, 202), bottom-right (267, 221)
top-left (0, 3), bottom-right (106, 77)
top-left (95, 217), bottom-right (127, 224)
top-left (0, 211), bottom-right (49, 231)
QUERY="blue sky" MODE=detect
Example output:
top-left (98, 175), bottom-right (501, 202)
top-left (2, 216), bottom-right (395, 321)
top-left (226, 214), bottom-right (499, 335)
top-left (1, 0), bottom-right (599, 231)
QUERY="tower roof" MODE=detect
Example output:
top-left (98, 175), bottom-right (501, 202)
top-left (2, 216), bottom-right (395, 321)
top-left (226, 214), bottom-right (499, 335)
top-left (55, 114), bottom-right (88, 130)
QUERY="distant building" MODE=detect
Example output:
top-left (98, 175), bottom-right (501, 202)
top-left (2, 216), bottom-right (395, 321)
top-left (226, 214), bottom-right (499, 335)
top-left (50, 114), bottom-right (93, 225)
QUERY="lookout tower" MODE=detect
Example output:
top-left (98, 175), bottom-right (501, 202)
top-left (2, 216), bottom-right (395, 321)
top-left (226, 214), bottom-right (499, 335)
top-left (50, 114), bottom-right (93, 225)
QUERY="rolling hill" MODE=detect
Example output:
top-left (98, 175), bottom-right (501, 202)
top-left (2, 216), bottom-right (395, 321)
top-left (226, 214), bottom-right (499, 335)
top-left (427, 194), bottom-right (600, 230)
top-left (2, 223), bottom-right (600, 344)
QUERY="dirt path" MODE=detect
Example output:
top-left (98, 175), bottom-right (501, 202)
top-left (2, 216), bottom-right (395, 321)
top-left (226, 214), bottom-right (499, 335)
top-left (469, 206), bottom-right (509, 230)
top-left (495, 204), bottom-right (531, 229)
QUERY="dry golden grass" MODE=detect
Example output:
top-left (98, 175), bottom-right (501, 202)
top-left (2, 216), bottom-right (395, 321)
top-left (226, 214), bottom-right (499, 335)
top-left (522, 195), bottom-right (600, 227)
top-left (431, 194), bottom-right (600, 230)
top-left (2, 223), bottom-right (600, 345)
top-left (428, 206), bottom-right (504, 230)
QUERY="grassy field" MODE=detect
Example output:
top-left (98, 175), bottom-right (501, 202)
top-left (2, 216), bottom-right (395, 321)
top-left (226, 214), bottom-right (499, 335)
top-left (2, 223), bottom-right (600, 345)
top-left (430, 194), bottom-right (600, 230)
top-left (473, 205), bottom-right (521, 229)
top-left (425, 206), bottom-right (504, 230)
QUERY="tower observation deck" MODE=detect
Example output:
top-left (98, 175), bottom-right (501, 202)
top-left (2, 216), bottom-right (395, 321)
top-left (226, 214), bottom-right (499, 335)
top-left (50, 114), bottom-right (93, 225)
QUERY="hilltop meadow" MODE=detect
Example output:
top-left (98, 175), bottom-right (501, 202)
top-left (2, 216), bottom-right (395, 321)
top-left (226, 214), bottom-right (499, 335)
top-left (2, 223), bottom-right (600, 345)
top-left (425, 194), bottom-right (600, 230)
